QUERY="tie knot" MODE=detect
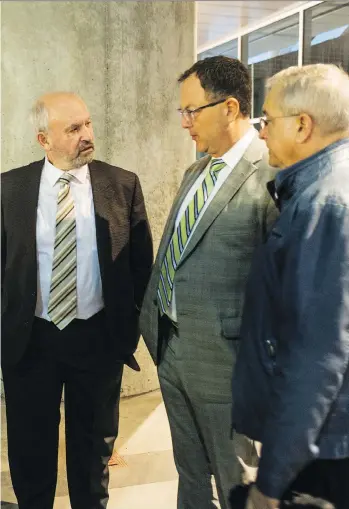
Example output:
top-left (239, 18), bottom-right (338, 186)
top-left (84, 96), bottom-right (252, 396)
top-left (59, 173), bottom-right (74, 186)
top-left (210, 158), bottom-right (225, 174)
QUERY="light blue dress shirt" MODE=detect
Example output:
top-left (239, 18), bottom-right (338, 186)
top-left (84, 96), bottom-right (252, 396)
top-left (35, 158), bottom-right (104, 321)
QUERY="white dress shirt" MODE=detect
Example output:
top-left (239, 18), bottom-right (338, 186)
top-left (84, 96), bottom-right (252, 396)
top-left (167, 127), bottom-right (256, 322)
top-left (35, 158), bottom-right (104, 320)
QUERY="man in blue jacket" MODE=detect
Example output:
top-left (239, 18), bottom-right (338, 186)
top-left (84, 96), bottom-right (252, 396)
top-left (232, 63), bottom-right (349, 509)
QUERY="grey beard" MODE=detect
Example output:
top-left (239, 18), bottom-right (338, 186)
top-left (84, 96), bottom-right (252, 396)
top-left (68, 150), bottom-right (95, 169)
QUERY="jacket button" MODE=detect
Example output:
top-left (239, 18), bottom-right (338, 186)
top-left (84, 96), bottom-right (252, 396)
top-left (265, 339), bottom-right (275, 357)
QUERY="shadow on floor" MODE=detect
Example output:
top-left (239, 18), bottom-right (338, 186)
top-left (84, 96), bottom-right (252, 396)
top-left (1, 502), bottom-right (19, 508)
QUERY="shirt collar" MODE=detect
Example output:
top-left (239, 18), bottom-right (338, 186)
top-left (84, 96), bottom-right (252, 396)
top-left (43, 157), bottom-right (89, 186)
top-left (219, 127), bottom-right (256, 169)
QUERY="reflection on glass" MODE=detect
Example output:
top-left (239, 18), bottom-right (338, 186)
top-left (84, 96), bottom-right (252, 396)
top-left (198, 39), bottom-right (238, 60)
top-left (304, 2), bottom-right (349, 72)
top-left (247, 14), bottom-right (299, 118)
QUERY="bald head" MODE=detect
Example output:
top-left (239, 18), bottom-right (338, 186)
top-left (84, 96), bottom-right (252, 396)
top-left (32, 92), bottom-right (87, 133)
top-left (40, 91), bottom-right (82, 106)
top-left (32, 92), bottom-right (95, 170)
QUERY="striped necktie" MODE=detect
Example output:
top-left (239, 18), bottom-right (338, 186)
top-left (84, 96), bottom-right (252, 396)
top-left (48, 173), bottom-right (77, 329)
top-left (157, 158), bottom-right (226, 315)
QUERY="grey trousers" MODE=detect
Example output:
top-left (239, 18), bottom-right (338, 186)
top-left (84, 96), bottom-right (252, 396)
top-left (158, 330), bottom-right (258, 509)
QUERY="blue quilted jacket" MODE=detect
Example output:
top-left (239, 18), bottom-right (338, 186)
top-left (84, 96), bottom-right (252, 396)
top-left (232, 138), bottom-right (349, 499)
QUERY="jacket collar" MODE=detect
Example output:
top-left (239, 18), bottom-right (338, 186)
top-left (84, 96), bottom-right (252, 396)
top-left (271, 137), bottom-right (349, 208)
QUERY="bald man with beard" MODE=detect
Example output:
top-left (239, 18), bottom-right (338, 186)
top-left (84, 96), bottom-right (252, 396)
top-left (1, 92), bottom-right (153, 509)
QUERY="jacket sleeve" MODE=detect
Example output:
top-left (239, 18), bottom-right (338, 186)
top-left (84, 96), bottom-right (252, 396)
top-left (130, 174), bottom-right (153, 312)
top-left (256, 199), bottom-right (349, 499)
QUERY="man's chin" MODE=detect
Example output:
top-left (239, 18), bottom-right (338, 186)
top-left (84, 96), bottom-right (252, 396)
top-left (78, 150), bottom-right (95, 166)
top-left (195, 142), bottom-right (208, 155)
top-left (68, 151), bottom-right (94, 169)
top-left (268, 153), bottom-right (280, 168)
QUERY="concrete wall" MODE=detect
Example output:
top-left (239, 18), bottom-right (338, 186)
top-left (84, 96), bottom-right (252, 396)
top-left (1, 1), bottom-right (196, 396)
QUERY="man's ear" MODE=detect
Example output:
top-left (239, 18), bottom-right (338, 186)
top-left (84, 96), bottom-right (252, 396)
top-left (37, 132), bottom-right (50, 150)
top-left (226, 97), bottom-right (240, 122)
top-left (296, 113), bottom-right (313, 144)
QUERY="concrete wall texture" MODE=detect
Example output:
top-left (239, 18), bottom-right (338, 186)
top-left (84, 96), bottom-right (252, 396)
top-left (1, 1), bottom-right (196, 396)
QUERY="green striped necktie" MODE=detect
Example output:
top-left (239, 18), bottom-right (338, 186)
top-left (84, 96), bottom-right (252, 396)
top-left (157, 158), bottom-right (226, 315)
top-left (48, 173), bottom-right (77, 329)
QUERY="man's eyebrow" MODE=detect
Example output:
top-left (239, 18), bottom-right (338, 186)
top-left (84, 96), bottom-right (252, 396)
top-left (65, 122), bottom-right (81, 132)
top-left (179, 104), bottom-right (195, 110)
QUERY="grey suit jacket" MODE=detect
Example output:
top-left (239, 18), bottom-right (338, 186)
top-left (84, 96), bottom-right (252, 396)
top-left (140, 132), bottom-right (278, 366)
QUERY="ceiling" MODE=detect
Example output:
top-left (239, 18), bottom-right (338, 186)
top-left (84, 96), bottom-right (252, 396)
top-left (197, 0), bottom-right (311, 49)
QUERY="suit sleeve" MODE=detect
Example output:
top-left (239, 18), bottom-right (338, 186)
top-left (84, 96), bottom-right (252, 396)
top-left (256, 200), bottom-right (349, 498)
top-left (130, 175), bottom-right (153, 312)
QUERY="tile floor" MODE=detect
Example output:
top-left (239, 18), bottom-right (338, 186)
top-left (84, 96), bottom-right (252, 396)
top-left (1, 390), bottom-right (179, 509)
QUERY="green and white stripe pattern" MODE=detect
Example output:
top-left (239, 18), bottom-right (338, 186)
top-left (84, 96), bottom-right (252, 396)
top-left (48, 173), bottom-right (77, 329)
top-left (157, 158), bottom-right (225, 315)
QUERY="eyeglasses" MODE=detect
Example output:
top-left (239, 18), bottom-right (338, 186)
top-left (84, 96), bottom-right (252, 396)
top-left (178, 98), bottom-right (227, 123)
top-left (259, 114), bottom-right (300, 129)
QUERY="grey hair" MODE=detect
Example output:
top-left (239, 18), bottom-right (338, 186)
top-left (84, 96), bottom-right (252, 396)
top-left (266, 64), bottom-right (349, 135)
top-left (30, 99), bottom-right (49, 133)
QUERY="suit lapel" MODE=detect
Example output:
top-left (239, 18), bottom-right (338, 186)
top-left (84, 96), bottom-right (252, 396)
top-left (156, 155), bottom-right (210, 266)
top-left (22, 160), bottom-right (44, 260)
top-left (177, 135), bottom-right (265, 267)
top-left (89, 161), bottom-right (115, 282)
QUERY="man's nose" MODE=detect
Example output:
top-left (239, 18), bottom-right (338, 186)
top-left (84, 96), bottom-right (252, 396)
top-left (259, 125), bottom-right (267, 140)
top-left (81, 125), bottom-right (93, 141)
top-left (180, 112), bottom-right (192, 129)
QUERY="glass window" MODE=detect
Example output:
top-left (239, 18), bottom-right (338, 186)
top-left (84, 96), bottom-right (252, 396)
top-left (198, 39), bottom-right (238, 60)
top-left (303, 2), bottom-right (349, 72)
top-left (247, 14), bottom-right (299, 118)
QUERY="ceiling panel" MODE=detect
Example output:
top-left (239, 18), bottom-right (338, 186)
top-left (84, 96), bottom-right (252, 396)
top-left (197, 0), bottom-right (307, 48)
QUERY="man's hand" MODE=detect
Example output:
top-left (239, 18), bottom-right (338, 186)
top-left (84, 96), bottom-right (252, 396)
top-left (245, 485), bottom-right (279, 509)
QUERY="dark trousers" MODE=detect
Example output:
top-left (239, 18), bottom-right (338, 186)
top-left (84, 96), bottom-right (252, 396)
top-left (283, 457), bottom-right (349, 509)
top-left (2, 311), bottom-right (124, 509)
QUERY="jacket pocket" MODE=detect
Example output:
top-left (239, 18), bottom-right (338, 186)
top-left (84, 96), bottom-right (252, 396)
top-left (221, 317), bottom-right (241, 339)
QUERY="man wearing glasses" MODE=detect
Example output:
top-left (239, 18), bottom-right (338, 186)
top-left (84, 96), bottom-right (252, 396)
top-left (232, 64), bottom-right (349, 509)
top-left (140, 56), bottom-right (278, 509)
